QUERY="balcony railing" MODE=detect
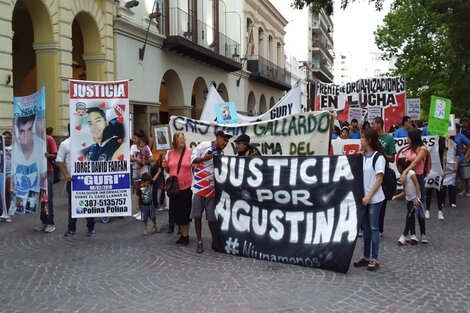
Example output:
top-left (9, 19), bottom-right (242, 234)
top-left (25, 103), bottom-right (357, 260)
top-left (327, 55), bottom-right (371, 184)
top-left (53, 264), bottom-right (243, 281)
top-left (247, 55), bottom-right (291, 90)
top-left (311, 62), bottom-right (333, 82)
top-left (165, 8), bottom-right (240, 63)
top-left (312, 17), bottom-right (333, 44)
top-left (312, 38), bottom-right (334, 61)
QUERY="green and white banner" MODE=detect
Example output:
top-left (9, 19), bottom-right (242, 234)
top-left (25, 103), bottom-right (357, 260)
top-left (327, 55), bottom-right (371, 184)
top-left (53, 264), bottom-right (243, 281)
top-left (170, 111), bottom-right (331, 156)
top-left (428, 96), bottom-right (451, 137)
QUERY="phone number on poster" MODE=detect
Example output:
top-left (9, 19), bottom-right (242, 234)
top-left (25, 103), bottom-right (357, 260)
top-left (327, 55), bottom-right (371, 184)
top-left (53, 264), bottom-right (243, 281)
top-left (82, 199), bottom-right (126, 206)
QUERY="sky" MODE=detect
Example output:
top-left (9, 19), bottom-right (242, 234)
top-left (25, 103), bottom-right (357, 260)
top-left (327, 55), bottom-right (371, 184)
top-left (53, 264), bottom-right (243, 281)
top-left (270, 0), bottom-right (392, 79)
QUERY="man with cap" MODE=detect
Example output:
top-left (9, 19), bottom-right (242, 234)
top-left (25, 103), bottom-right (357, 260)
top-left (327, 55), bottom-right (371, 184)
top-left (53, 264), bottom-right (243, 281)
top-left (234, 134), bottom-right (261, 156)
top-left (190, 129), bottom-right (232, 253)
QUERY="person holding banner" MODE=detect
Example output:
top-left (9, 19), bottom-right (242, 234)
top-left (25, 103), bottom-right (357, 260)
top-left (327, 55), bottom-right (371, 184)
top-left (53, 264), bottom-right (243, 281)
top-left (371, 117), bottom-right (397, 235)
top-left (234, 134), bottom-right (261, 157)
top-left (41, 127), bottom-right (58, 233)
top-left (354, 129), bottom-right (385, 271)
top-left (191, 130), bottom-right (232, 253)
top-left (1, 131), bottom-right (12, 223)
top-left (162, 132), bottom-right (193, 245)
top-left (58, 124), bottom-right (96, 237)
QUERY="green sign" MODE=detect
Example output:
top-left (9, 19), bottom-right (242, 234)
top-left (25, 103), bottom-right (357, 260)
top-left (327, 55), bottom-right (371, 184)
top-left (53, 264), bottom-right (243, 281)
top-left (428, 96), bottom-right (451, 137)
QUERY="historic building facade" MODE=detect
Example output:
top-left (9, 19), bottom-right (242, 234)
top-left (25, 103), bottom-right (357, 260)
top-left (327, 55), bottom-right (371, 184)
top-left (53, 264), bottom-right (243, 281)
top-left (0, 0), bottom-right (290, 136)
top-left (0, 0), bottom-right (115, 134)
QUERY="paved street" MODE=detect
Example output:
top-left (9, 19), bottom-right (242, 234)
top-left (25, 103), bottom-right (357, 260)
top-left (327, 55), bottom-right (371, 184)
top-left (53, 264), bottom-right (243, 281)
top-left (1, 183), bottom-right (469, 313)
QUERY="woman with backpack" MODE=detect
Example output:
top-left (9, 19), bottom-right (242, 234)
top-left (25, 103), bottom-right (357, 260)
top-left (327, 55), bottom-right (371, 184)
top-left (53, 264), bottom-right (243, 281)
top-left (353, 129), bottom-right (385, 271)
top-left (399, 129), bottom-right (428, 240)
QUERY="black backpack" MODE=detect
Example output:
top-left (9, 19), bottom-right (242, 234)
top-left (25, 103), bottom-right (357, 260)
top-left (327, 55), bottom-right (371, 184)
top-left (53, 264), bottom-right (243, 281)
top-left (372, 152), bottom-right (397, 200)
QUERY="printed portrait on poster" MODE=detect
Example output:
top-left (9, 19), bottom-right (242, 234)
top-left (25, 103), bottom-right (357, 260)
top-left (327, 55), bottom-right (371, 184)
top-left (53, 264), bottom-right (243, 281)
top-left (215, 102), bottom-right (238, 124)
top-left (153, 125), bottom-right (171, 151)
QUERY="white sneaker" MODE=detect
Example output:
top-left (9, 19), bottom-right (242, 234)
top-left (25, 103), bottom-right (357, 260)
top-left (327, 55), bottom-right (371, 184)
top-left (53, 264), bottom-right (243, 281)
top-left (134, 215), bottom-right (142, 221)
top-left (466, 193), bottom-right (470, 197)
top-left (410, 235), bottom-right (419, 245)
top-left (133, 212), bottom-right (141, 218)
top-left (421, 234), bottom-right (428, 244)
top-left (458, 191), bottom-right (466, 196)
top-left (438, 211), bottom-right (444, 220)
top-left (398, 234), bottom-right (407, 245)
top-left (425, 210), bottom-right (430, 219)
top-left (451, 204), bottom-right (457, 208)
top-left (45, 225), bottom-right (56, 233)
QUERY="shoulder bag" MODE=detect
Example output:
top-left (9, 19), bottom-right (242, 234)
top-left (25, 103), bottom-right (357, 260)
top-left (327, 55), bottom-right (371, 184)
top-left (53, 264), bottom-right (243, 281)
top-left (165, 148), bottom-right (185, 197)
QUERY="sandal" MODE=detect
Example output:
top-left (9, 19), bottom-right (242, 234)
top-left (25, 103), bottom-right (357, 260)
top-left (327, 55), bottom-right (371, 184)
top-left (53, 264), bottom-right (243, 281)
top-left (353, 256), bottom-right (370, 267)
top-left (367, 259), bottom-right (380, 271)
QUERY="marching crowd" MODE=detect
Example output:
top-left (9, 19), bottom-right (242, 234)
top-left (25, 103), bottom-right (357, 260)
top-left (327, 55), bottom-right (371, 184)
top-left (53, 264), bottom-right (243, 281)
top-left (345, 115), bottom-right (470, 271)
top-left (1, 114), bottom-right (470, 272)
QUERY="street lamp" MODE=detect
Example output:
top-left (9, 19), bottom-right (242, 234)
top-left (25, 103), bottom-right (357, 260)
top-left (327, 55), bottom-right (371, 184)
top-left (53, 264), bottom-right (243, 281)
top-left (300, 62), bottom-right (311, 111)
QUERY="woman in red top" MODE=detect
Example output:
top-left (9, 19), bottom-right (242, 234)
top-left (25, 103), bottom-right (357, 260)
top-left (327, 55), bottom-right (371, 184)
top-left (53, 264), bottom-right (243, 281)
top-left (162, 132), bottom-right (193, 245)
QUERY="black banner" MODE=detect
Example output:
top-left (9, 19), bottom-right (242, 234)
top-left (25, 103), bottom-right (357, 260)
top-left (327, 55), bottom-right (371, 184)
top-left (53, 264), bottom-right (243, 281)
top-left (213, 155), bottom-right (365, 273)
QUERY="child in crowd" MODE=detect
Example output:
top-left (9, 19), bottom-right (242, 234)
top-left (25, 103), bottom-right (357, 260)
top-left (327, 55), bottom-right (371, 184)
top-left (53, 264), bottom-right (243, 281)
top-left (138, 173), bottom-right (159, 236)
top-left (150, 151), bottom-right (166, 211)
top-left (393, 158), bottom-right (428, 245)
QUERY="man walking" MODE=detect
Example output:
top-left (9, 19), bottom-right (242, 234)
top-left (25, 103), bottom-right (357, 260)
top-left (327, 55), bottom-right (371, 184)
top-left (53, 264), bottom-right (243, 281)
top-left (57, 124), bottom-right (95, 237)
top-left (191, 130), bottom-right (232, 253)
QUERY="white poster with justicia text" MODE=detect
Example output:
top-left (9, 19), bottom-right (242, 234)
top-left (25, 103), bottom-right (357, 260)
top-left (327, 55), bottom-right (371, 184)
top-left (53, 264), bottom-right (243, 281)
top-left (69, 80), bottom-right (131, 218)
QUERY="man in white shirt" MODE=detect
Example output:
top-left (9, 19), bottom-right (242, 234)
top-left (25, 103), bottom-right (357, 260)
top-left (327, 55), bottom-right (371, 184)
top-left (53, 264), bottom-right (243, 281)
top-left (57, 124), bottom-right (95, 237)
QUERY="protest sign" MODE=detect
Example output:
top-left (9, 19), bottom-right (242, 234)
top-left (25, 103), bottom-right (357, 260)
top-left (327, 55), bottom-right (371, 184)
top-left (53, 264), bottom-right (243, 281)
top-left (428, 96), bottom-right (451, 137)
top-left (367, 107), bottom-right (382, 123)
top-left (331, 136), bottom-right (442, 189)
top-left (10, 88), bottom-right (47, 215)
top-left (314, 76), bottom-right (406, 131)
top-left (200, 81), bottom-right (301, 123)
top-left (348, 107), bottom-right (364, 124)
top-left (170, 111), bottom-right (331, 156)
top-left (216, 102), bottom-right (238, 124)
top-left (212, 154), bottom-right (365, 273)
top-left (153, 125), bottom-right (171, 151)
top-left (406, 98), bottom-right (421, 120)
top-left (69, 80), bottom-right (131, 218)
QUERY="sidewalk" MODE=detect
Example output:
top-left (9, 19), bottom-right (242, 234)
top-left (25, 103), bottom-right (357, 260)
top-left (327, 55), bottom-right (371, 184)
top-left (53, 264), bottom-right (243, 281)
top-left (0, 182), bottom-right (469, 312)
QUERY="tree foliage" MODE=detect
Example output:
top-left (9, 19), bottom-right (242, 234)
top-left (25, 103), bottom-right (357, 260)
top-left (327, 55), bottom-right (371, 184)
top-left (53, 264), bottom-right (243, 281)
top-left (291, 0), bottom-right (384, 15)
top-left (375, 0), bottom-right (470, 118)
top-left (291, 0), bottom-right (470, 118)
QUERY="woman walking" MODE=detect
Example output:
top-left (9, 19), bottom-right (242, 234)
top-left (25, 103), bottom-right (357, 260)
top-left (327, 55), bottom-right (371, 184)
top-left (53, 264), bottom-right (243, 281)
top-left (399, 129), bottom-right (427, 239)
top-left (354, 129), bottom-right (385, 271)
top-left (162, 132), bottom-right (193, 244)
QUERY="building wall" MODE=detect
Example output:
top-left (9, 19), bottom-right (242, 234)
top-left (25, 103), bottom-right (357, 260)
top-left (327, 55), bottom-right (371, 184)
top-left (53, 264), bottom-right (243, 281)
top-left (0, 0), bottom-right (115, 136)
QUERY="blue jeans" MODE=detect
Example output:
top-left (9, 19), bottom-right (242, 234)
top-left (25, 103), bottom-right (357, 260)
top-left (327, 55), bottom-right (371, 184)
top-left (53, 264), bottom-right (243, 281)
top-left (362, 201), bottom-right (382, 260)
top-left (416, 174), bottom-right (426, 204)
top-left (40, 173), bottom-right (54, 225)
